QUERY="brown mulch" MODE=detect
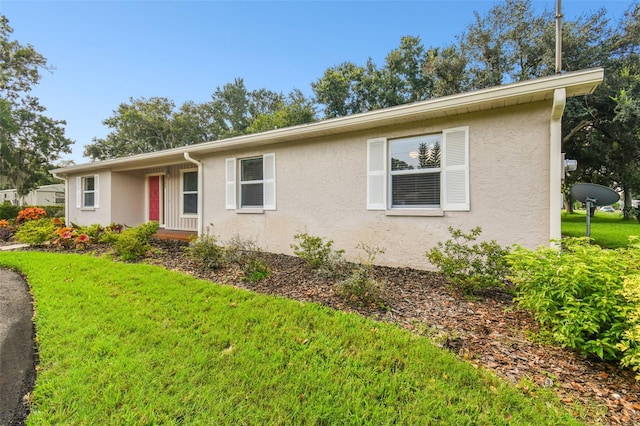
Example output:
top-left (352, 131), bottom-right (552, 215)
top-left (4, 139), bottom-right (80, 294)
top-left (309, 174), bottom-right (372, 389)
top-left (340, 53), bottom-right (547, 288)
top-left (9, 238), bottom-right (640, 425)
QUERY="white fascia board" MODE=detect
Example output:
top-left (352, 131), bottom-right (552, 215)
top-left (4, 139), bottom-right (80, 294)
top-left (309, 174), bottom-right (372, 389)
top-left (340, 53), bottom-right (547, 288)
top-left (52, 68), bottom-right (603, 175)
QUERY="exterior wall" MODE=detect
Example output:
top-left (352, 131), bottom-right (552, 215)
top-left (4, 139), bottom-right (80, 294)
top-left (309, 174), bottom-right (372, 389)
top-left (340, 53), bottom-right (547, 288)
top-left (111, 172), bottom-right (146, 227)
top-left (200, 102), bottom-right (551, 270)
top-left (67, 170), bottom-right (112, 226)
top-left (163, 164), bottom-right (198, 231)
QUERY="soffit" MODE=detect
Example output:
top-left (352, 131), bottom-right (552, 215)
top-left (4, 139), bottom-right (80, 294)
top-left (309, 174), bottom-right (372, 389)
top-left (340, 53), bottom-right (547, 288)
top-left (53, 68), bottom-right (604, 174)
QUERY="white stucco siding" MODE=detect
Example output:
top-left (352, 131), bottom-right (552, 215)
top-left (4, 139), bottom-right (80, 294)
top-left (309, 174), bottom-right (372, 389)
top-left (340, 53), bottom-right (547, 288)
top-left (111, 172), bottom-right (146, 227)
top-left (200, 101), bottom-right (552, 269)
top-left (67, 170), bottom-right (112, 226)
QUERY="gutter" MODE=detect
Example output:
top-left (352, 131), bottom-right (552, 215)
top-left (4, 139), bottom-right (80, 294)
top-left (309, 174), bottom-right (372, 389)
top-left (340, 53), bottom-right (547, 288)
top-left (549, 88), bottom-right (567, 245)
top-left (51, 172), bottom-right (69, 226)
top-left (183, 152), bottom-right (203, 236)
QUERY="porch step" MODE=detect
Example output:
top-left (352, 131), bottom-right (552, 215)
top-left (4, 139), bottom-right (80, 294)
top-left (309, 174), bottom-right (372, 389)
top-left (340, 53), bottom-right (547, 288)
top-left (153, 229), bottom-right (197, 242)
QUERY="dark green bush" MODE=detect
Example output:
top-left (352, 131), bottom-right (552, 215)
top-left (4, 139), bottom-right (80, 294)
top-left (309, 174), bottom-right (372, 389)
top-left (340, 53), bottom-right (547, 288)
top-left (0, 202), bottom-right (19, 220)
top-left (112, 222), bottom-right (159, 262)
top-left (41, 205), bottom-right (64, 218)
top-left (426, 226), bottom-right (510, 295)
top-left (507, 237), bottom-right (640, 366)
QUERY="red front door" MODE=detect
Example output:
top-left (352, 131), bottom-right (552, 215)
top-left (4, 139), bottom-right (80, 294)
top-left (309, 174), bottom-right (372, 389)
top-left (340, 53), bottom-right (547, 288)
top-left (149, 176), bottom-right (160, 222)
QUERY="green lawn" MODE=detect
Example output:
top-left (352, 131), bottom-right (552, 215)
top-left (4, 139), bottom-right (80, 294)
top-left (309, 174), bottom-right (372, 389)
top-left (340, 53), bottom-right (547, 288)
top-left (0, 251), bottom-right (582, 425)
top-left (562, 210), bottom-right (640, 248)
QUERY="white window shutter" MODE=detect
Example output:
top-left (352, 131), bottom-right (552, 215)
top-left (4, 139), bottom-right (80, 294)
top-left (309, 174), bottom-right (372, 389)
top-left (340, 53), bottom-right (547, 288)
top-left (367, 137), bottom-right (387, 210)
top-left (93, 174), bottom-right (100, 209)
top-left (263, 153), bottom-right (276, 210)
top-left (76, 177), bottom-right (81, 208)
top-left (225, 158), bottom-right (236, 210)
top-left (442, 126), bottom-right (469, 211)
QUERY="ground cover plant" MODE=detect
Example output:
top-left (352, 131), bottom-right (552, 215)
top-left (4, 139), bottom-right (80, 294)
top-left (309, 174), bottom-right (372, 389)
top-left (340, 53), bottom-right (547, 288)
top-left (0, 251), bottom-right (581, 425)
top-left (561, 210), bottom-right (640, 249)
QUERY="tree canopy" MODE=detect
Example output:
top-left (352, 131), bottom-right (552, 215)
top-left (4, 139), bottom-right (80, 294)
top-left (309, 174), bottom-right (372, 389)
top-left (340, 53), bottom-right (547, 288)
top-left (0, 15), bottom-right (72, 195)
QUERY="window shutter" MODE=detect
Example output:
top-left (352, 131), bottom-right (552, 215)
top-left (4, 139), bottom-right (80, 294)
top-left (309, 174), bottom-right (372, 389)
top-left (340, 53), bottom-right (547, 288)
top-left (263, 153), bottom-right (276, 210)
top-left (76, 177), bottom-right (81, 208)
top-left (225, 158), bottom-right (236, 210)
top-left (367, 137), bottom-right (387, 210)
top-left (442, 126), bottom-right (469, 211)
top-left (93, 174), bottom-right (100, 209)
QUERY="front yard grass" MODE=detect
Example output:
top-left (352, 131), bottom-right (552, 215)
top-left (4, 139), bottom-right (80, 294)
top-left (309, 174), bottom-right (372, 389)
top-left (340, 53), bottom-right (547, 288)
top-left (0, 251), bottom-right (581, 425)
top-left (562, 210), bottom-right (640, 248)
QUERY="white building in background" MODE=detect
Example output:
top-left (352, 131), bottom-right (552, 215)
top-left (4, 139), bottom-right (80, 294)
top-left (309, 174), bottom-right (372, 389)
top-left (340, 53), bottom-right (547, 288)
top-left (0, 184), bottom-right (65, 206)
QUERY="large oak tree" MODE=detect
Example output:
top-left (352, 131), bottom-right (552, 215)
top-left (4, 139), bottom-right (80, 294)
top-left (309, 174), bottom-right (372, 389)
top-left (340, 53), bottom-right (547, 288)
top-left (0, 15), bottom-right (72, 195)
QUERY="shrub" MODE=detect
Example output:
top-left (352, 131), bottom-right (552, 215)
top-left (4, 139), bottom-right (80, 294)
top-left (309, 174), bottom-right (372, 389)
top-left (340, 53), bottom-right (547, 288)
top-left (225, 235), bottom-right (270, 282)
top-left (336, 244), bottom-right (386, 307)
top-left (14, 218), bottom-right (56, 245)
top-left (41, 205), bottom-right (64, 218)
top-left (112, 222), bottom-right (159, 262)
top-left (184, 234), bottom-right (226, 270)
top-left (291, 232), bottom-right (345, 275)
top-left (507, 237), bottom-right (640, 365)
top-left (426, 226), bottom-right (510, 295)
top-left (0, 202), bottom-right (19, 220)
top-left (618, 274), bottom-right (640, 380)
top-left (17, 207), bottom-right (47, 222)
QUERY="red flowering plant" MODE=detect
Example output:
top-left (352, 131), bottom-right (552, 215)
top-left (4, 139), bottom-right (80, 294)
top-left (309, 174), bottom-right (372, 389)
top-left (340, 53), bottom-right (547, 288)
top-left (52, 226), bottom-right (91, 250)
top-left (17, 207), bottom-right (47, 223)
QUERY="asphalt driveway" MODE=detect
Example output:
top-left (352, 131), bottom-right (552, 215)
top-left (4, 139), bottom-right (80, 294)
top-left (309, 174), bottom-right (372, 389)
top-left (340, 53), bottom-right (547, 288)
top-left (0, 268), bottom-right (36, 426)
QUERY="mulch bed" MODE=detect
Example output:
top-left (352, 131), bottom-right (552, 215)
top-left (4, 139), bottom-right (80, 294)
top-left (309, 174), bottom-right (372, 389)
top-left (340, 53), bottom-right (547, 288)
top-left (8, 238), bottom-right (640, 424)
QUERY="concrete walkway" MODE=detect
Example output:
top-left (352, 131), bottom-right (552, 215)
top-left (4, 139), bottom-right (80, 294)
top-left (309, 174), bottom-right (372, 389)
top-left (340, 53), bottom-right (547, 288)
top-left (0, 266), bottom-right (36, 426)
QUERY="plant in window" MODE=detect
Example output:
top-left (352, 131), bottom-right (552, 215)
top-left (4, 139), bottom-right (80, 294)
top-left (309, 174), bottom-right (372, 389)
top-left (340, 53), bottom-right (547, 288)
top-left (291, 232), bottom-right (345, 276)
top-left (426, 226), bottom-right (510, 295)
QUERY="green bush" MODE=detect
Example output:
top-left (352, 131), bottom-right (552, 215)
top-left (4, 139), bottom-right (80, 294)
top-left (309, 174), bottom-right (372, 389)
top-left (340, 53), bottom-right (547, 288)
top-left (41, 205), bottom-right (64, 218)
top-left (184, 234), bottom-right (226, 270)
top-left (14, 218), bottom-right (56, 245)
top-left (291, 232), bottom-right (345, 275)
top-left (619, 275), bottom-right (640, 380)
top-left (336, 243), bottom-right (385, 306)
top-left (507, 237), bottom-right (640, 366)
top-left (225, 235), bottom-right (270, 282)
top-left (426, 226), bottom-right (510, 295)
top-left (0, 202), bottom-right (19, 220)
top-left (112, 222), bottom-right (159, 262)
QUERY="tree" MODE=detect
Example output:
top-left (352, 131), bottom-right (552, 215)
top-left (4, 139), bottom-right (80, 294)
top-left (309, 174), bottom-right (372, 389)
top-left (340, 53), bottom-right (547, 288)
top-left (86, 80), bottom-right (316, 161)
top-left (0, 15), bottom-right (72, 195)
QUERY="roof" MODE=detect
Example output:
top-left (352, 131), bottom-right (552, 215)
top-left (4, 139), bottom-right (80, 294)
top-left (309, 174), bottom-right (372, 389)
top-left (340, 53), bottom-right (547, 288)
top-left (52, 68), bottom-right (604, 175)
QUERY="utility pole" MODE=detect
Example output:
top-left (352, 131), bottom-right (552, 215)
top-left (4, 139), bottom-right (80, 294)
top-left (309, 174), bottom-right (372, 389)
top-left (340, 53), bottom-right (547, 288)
top-left (556, 0), bottom-right (562, 73)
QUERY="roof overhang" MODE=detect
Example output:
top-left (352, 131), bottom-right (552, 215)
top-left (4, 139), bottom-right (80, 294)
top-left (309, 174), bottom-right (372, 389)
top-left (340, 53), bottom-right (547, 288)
top-left (52, 68), bottom-right (604, 174)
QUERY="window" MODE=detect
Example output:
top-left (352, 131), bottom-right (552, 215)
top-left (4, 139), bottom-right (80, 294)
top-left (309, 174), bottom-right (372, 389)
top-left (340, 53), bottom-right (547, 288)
top-left (225, 153), bottom-right (276, 211)
top-left (389, 134), bottom-right (442, 208)
top-left (240, 157), bottom-right (264, 208)
top-left (367, 126), bottom-right (469, 212)
top-left (76, 175), bottom-right (99, 209)
top-left (181, 170), bottom-right (198, 215)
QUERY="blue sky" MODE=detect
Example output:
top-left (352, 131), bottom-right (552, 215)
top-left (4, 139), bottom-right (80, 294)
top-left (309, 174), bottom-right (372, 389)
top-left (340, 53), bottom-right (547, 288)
top-left (0, 0), bottom-right (635, 165)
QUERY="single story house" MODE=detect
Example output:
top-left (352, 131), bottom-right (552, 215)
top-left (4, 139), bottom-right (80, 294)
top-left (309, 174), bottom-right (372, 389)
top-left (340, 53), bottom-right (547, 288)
top-left (51, 69), bottom-right (603, 269)
top-left (0, 184), bottom-right (65, 206)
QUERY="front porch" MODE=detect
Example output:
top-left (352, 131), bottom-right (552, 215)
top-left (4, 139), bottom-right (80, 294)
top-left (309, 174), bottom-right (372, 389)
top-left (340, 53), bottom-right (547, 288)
top-left (153, 229), bottom-right (197, 242)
